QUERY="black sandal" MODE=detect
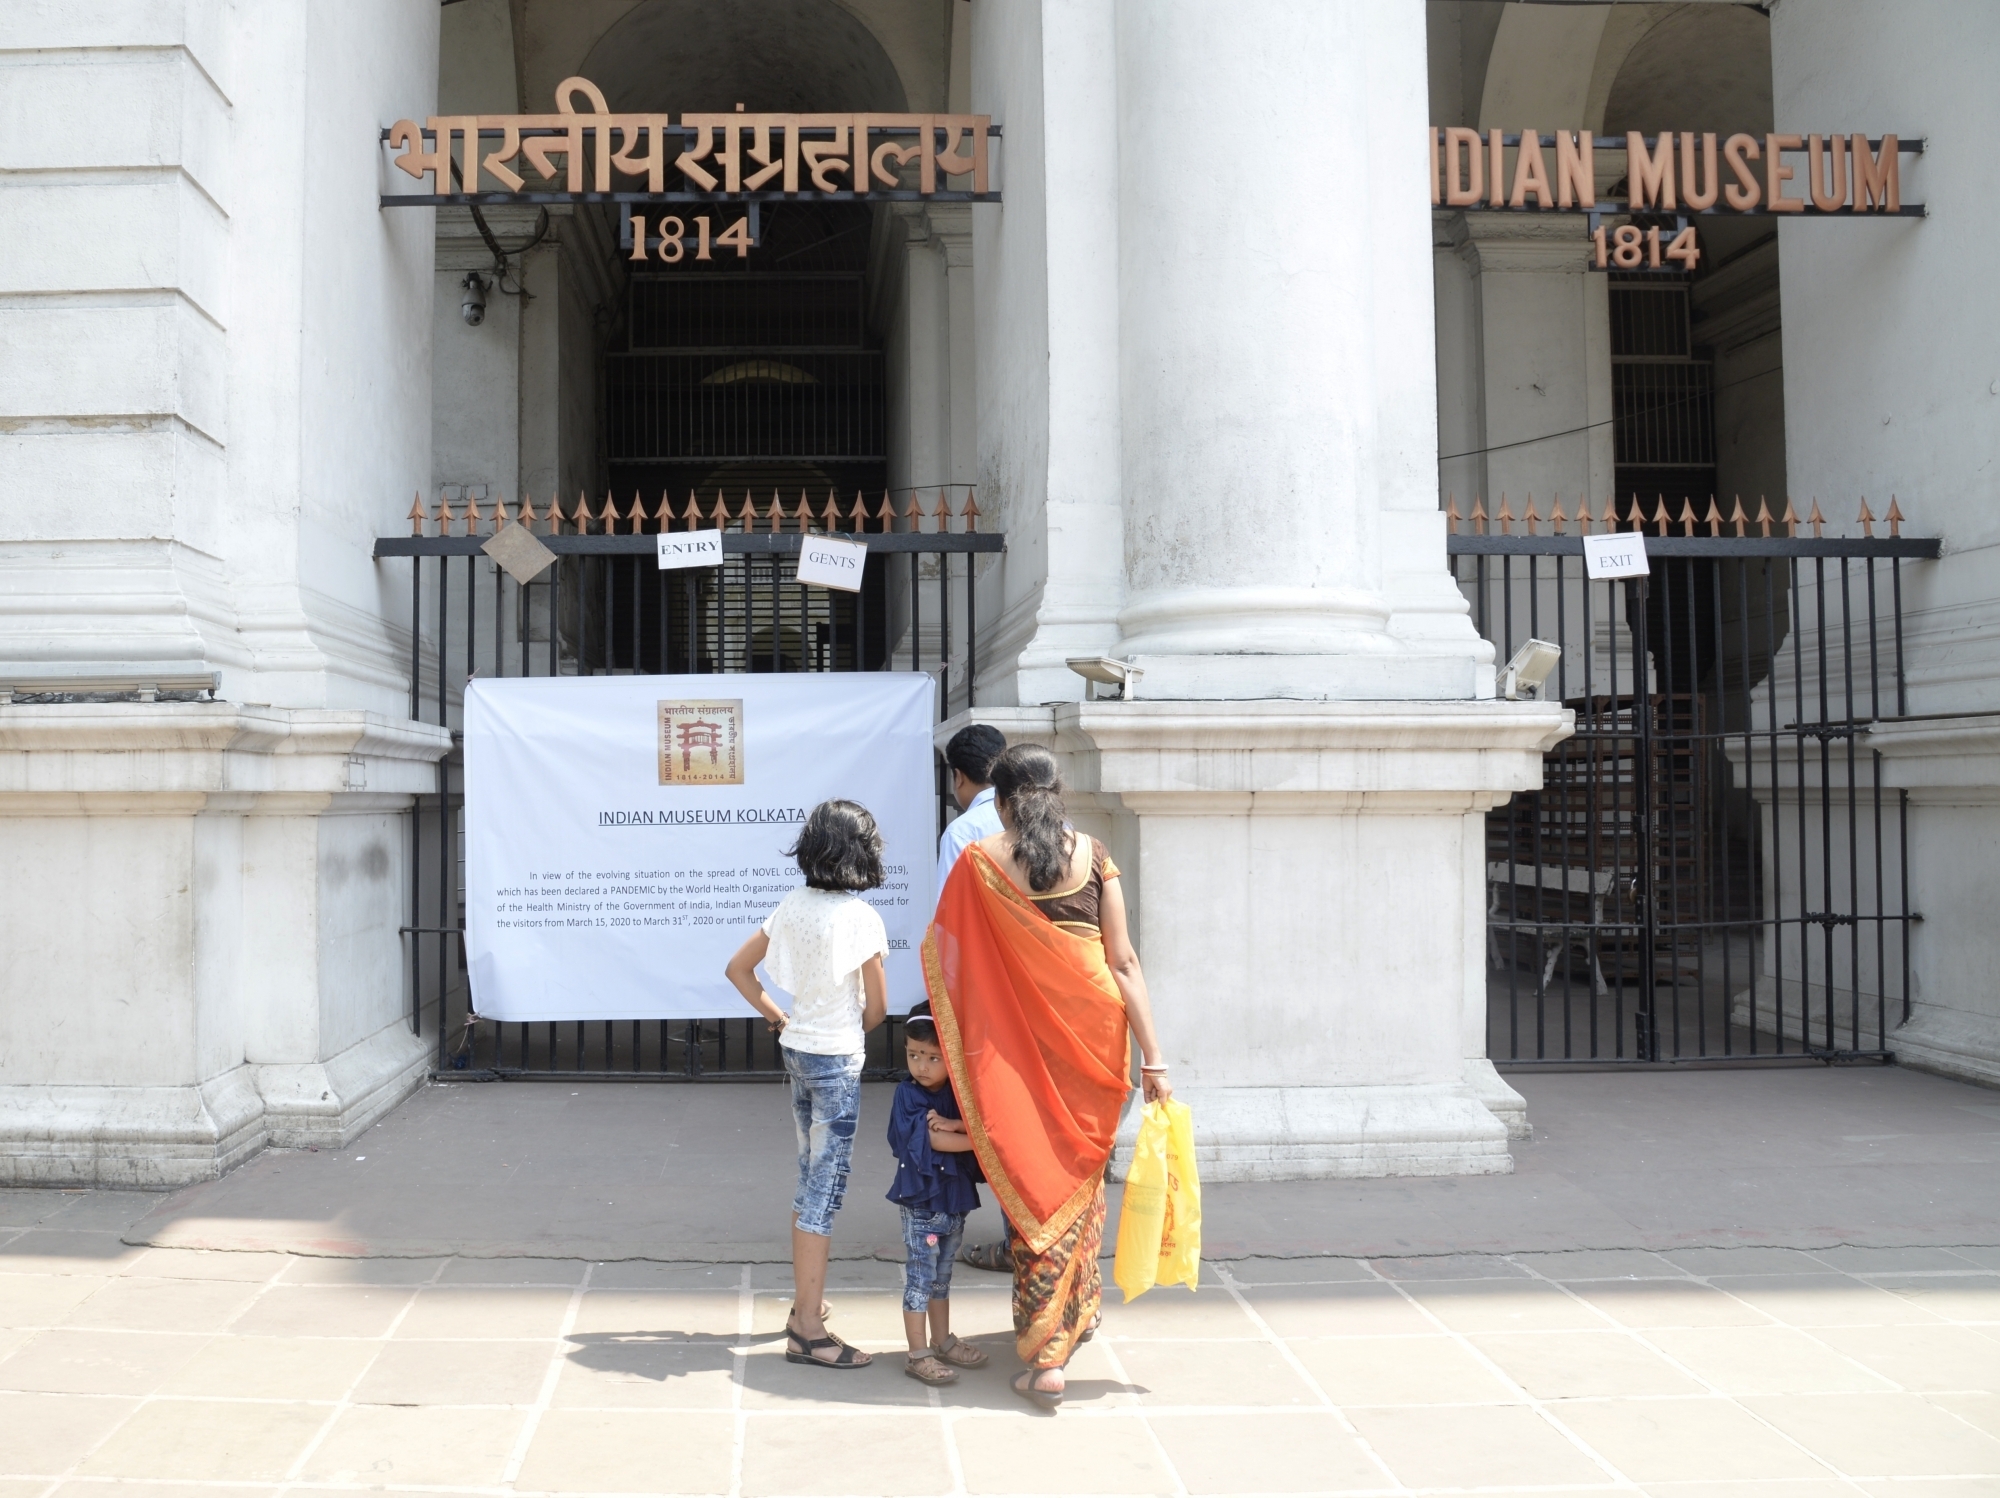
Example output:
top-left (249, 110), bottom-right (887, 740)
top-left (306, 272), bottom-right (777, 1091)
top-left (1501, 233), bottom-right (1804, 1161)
top-left (1011, 1368), bottom-right (1064, 1409)
top-left (959, 1240), bottom-right (1011, 1273)
top-left (785, 1324), bottom-right (871, 1369)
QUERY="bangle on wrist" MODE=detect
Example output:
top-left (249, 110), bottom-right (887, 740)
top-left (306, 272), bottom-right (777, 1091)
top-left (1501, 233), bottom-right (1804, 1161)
top-left (1140, 1063), bottom-right (1168, 1073)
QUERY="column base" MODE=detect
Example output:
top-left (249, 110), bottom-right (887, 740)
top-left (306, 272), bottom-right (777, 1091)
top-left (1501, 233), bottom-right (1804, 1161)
top-left (1126, 652), bottom-right (1485, 702)
top-left (0, 1069), bottom-right (267, 1190)
top-left (1112, 1083), bottom-right (1513, 1183)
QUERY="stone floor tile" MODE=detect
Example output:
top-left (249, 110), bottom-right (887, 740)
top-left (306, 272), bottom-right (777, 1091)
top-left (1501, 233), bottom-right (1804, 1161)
top-left (552, 1334), bottom-right (739, 1407)
top-left (1554, 1397), bottom-right (1837, 1482)
top-left (45, 1195), bottom-right (159, 1233)
top-left (156, 1336), bottom-right (379, 1401)
top-left (1471, 1331), bottom-right (1705, 1399)
top-left (1345, 1403), bottom-right (1611, 1488)
top-left (1944, 1246), bottom-right (2000, 1271)
top-left (126, 1248), bottom-right (290, 1283)
top-left (1516, 1249), bottom-right (1688, 1281)
top-left (393, 1285), bottom-right (571, 1339)
top-left (0, 1482), bottom-right (63, 1498)
top-left (1634, 1483), bottom-right (1860, 1498)
top-left (954, 1410), bottom-right (1180, 1495)
top-left (750, 1288), bottom-right (911, 1339)
top-left (1404, 1278), bottom-right (1610, 1333)
top-left (277, 1256), bottom-right (447, 1286)
top-left (741, 1412), bottom-right (951, 1496)
top-left (0, 1232), bottom-right (148, 1275)
top-left (1571, 1280), bottom-right (1778, 1329)
top-left (1813, 1245), bottom-right (1990, 1274)
top-left (75, 1398), bottom-right (327, 1480)
top-left (0, 1329), bottom-right (211, 1395)
top-left (299, 1404), bottom-right (527, 1486)
top-left (588, 1261), bottom-right (747, 1292)
top-left (569, 1288), bottom-right (741, 1337)
top-left (1646, 1325), bottom-right (1902, 1395)
top-left (51, 1485), bottom-right (283, 1498)
top-left (1369, 1253), bottom-right (1531, 1280)
top-left (1147, 1412), bottom-right (1392, 1494)
top-left (753, 1259), bottom-right (904, 1291)
top-left (1708, 1274), bottom-right (1949, 1328)
top-left (1097, 1285), bottom-right (1258, 1339)
top-left (927, 1338), bottom-right (1135, 1411)
top-left (0, 1391), bottom-right (141, 1474)
top-left (1812, 1323), bottom-right (2000, 1392)
top-left (512, 1409), bottom-right (733, 1494)
top-left (353, 1338), bottom-right (553, 1405)
top-left (1112, 1339), bottom-right (1321, 1407)
top-left (738, 1345), bottom-right (931, 1409)
top-left (1291, 1333), bottom-right (1522, 1406)
top-left (1665, 1248), bottom-right (1833, 1278)
top-left (1213, 1257), bottom-right (1374, 1285)
top-left (0, 1191), bottom-right (78, 1229)
top-left (1925, 1390), bottom-right (2000, 1439)
top-left (438, 1256), bottom-right (589, 1285)
top-left (228, 1285), bottom-right (416, 1338)
top-left (1239, 1282), bottom-right (1437, 1338)
top-left (1869, 1274), bottom-right (2000, 1323)
top-left (1752, 1391), bottom-right (2000, 1476)
top-left (1857, 1482), bottom-right (2000, 1498)
top-left (59, 1276), bottom-right (264, 1334)
top-left (0, 1272), bottom-right (108, 1328)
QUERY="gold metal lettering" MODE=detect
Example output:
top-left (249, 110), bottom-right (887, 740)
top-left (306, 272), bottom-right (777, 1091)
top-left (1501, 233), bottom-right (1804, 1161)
top-left (1555, 130), bottom-right (1593, 208)
top-left (1808, 133), bottom-right (1848, 211)
top-left (1851, 133), bottom-right (1899, 211)
top-left (1722, 132), bottom-right (1762, 209)
top-left (1766, 133), bottom-right (1804, 212)
top-left (1509, 129), bottom-right (1553, 208)
top-left (1680, 132), bottom-right (1719, 211)
top-left (1627, 131), bottom-right (1676, 209)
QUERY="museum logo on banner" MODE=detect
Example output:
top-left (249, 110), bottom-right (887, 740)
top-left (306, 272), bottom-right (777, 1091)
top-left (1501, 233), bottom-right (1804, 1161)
top-left (657, 699), bottom-right (744, 785)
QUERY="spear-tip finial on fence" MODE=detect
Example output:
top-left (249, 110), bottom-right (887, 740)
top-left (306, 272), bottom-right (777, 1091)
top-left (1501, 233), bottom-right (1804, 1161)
top-left (1601, 495), bottom-right (1619, 532)
top-left (1858, 498), bottom-right (1876, 538)
top-left (1496, 494), bottom-right (1514, 535)
top-left (1679, 497), bottom-right (1698, 537)
top-left (436, 494), bottom-right (457, 534)
top-left (1808, 498), bottom-right (1826, 538)
top-left (1781, 497), bottom-right (1800, 537)
top-left (1730, 496), bottom-right (1748, 537)
top-left (877, 489), bottom-right (895, 528)
top-left (1445, 494), bottom-right (1460, 533)
top-left (1653, 495), bottom-right (1672, 536)
top-left (1704, 496), bottom-right (1723, 537)
top-left (933, 490), bottom-right (953, 532)
top-left (1755, 497), bottom-right (1773, 537)
top-left (1522, 494), bottom-right (1540, 535)
top-left (963, 487), bottom-right (981, 532)
top-left (1886, 496), bottom-right (1905, 537)
top-left (1549, 495), bottom-right (1567, 534)
top-left (1470, 495), bottom-right (1488, 534)
top-left (408, 493), bottom-right (426, 537)
top-left (1577, 496), bottom-right (1595, 535)
top-left (520, 494), bottom-right (540, 528)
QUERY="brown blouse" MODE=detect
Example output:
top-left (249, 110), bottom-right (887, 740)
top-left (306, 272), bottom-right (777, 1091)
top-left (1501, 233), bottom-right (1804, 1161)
top-left (1028, 836), bottom-right (1122, 937)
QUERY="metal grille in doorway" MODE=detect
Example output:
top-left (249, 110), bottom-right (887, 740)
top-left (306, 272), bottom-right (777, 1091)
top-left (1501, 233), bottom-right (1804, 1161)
top-left (1450, 498), bottom-right (1938, 1064)
top-left (375, 491), bottom-right (1000, 1081)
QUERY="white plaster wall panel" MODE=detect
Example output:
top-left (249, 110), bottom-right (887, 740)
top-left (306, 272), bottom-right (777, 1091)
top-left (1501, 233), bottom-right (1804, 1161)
top-left (0, 302), bottom-right (227, 449)
top-left (0, 48), bottom-right (229, 203)
top-left (0, 176), bottom-right (228, 316)
top-left (314, 809), bottom-right (408, 1057)
top-left (190, 806), bottom-right (246, 1083)
top-left (0, 813), bottom-right (201, 1088)
top-left (0, 0), bottom-right (226, 60)
top-left (430, 265), bottom-right (521, 494)
top-left (238, 811), bottom-right (322, 1065)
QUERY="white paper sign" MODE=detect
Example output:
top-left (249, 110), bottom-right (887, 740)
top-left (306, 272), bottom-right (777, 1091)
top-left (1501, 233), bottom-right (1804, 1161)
top-left (795, 534), bottom-right (868, 591)
top-left (656, 530), bottom-right (723, 570)
top-left (463, 673), bottom-right (935, 1022)
top-left (1582, 531), bottom-right (1651, 580)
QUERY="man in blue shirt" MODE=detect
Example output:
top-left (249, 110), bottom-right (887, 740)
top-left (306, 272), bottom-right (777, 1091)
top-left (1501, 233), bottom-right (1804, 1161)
top-left (935, 724), bottom-right (1006, 907)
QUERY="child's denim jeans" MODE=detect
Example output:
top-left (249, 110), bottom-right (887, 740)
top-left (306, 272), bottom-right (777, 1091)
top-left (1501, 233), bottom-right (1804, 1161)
top-left (900, 1206), bottom-right (968, 1312)
top-left (782, 1044), bottom-right (863, 1236)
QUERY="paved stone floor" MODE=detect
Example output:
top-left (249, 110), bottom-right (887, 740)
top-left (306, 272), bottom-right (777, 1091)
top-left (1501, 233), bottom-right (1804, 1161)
top-left (3, 1068), bottom-right (1999, 1496)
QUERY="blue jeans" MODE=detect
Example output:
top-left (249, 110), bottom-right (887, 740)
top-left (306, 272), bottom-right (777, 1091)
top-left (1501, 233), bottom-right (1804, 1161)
top-left (782, 1045), bottom-right (863, 1237)
top-left (900, 1207), bottom-right (967, 1312)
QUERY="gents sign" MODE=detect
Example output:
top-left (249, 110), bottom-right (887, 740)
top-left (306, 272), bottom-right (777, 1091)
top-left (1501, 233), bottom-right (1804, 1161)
top-left (384, 76), bottom-right (996, 206)
top-left (1429, 129), bottom-right (1920, 216)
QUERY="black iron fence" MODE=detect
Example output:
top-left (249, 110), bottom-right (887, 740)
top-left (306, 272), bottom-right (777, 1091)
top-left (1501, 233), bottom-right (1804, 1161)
top-left (1452, 501), bottom-right (1939, 1064)
top-left (375, 490), bottom-right (1000, 1080)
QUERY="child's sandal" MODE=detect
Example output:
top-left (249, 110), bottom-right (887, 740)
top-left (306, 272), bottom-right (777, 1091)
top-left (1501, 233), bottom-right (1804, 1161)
top-left (937, 1333), bottom-right (989, 1369)
top-left (904, 1350), bottom-right (959, 1385)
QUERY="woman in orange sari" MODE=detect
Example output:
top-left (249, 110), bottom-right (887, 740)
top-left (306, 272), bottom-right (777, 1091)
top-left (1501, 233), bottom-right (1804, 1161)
top-left (923, 745), bottom-right (1172, 1409)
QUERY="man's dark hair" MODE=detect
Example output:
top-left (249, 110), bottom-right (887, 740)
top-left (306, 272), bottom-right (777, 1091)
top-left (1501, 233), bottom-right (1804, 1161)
top-left (787, 799), bottom-right (885, 892)
top-left (943, 723), bottom-right (1006, 785)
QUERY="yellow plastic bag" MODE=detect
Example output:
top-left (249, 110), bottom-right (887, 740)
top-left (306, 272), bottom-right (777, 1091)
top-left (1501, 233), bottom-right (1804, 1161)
top-left (1113, 1099), bottom-right (1202, 1301)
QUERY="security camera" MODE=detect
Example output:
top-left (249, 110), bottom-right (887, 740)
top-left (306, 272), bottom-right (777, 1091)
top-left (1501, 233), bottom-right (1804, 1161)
top-left (460, 271), bottom-right (488, 327)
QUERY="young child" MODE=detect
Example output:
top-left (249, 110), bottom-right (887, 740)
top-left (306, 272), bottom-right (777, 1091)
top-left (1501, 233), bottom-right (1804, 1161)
top-left (886, 1003), bottom-right (990, 1384)
top-left (724, 800), bottom-right (888, 1371)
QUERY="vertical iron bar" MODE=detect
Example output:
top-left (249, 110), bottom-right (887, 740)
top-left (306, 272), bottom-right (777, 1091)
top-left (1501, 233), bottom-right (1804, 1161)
top-left (436, 555), bottom-right (449, 1074)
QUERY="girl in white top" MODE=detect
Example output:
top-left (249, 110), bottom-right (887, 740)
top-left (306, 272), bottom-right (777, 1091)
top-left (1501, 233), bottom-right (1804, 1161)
top-left (725, 799), bottom-right (888, 1369)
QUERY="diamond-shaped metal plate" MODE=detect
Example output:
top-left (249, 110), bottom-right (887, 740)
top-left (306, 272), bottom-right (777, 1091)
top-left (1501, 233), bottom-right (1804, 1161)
top-left (481, 521), bottom-right (558, 584)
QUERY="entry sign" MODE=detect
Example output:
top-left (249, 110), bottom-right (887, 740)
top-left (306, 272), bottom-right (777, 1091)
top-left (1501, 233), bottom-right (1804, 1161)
top-left (796, 534), bottom-right (867, 592)
top-left (657, 530), bottom-right (723, 570)
top-left (1582, 531), bottom-right (1651, 580)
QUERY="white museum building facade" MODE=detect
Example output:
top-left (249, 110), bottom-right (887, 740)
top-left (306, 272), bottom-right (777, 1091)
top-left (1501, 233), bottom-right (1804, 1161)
top-left (2, 0), bottom-right (1997, 1186)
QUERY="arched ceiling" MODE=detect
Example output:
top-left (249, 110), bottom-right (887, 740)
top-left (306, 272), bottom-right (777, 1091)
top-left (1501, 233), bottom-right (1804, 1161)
top-left (511, 0), bottom-right (942, 118)
top-left (1603, 5), bottom-right (1773, 137)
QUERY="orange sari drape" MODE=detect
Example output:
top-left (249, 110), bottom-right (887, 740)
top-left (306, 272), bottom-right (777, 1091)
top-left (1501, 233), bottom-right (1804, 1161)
top-left (921, 845), bottom-right (1130, 1255)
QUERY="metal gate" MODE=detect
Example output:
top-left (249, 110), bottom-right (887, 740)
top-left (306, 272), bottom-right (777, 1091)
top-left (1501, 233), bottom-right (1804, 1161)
top-left (375, 495), bottom-right (999, 1080)
top-left (1452, 501), bottom-right (1938, 1063)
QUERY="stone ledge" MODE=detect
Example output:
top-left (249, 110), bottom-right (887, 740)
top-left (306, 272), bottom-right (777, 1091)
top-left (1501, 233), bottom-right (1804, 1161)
top-left (0, 1069), bottom-right (267, 1190)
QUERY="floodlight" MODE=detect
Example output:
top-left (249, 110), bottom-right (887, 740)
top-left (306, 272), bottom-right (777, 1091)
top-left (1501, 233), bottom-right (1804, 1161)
top-left (1499, 638), bottom-right (1562, 701)
top-left (1066, 656), bottom-right (1142, 701)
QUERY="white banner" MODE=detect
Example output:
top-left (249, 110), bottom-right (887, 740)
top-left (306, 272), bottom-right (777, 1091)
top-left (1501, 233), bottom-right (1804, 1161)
top-left (463, 674), bottom-right (936, 1022)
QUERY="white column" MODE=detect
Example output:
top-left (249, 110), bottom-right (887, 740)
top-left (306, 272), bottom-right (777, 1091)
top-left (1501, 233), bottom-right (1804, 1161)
top-left (0, 0), bottom-right (451, 1186)
top-left (970, 0), bottom-right (1126, 706)
top-left (1770, 0), bottom-right (2000, 1087)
